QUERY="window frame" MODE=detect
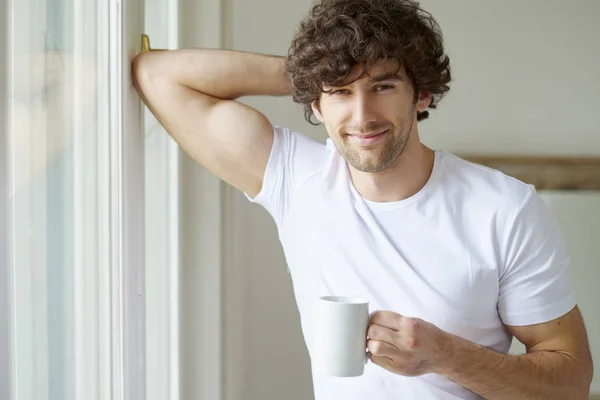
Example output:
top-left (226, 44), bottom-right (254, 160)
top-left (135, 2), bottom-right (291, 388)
top-left (1, 0), bottom-right (13, 396)
top-left (1, 0), bottom-right (148, 398)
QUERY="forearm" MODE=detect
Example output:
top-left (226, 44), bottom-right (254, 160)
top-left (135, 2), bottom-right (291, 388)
top-left (435, 336), bottom-right (591, 399)
top-left (137, 48), bottom-right (292, 100)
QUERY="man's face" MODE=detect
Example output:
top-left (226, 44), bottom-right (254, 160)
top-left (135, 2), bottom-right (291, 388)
top-left (312, 60), bottom-right (429, 173)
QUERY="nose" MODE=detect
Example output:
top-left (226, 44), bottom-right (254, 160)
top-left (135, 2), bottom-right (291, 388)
top-left (351, 93), bottom-right (377, 130)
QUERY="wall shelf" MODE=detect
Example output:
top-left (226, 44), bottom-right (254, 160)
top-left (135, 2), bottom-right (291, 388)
top-left (460, 155), bottom-right (600, 191)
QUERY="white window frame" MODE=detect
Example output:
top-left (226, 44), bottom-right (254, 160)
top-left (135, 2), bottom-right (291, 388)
top-left (143, 0), bottom-right (181, 397)
top-left (1, 0), bottom-right (13, 398)
top-left (1, 0), bottom-right (148, 398)
top-left (110, 0), bottom-right (146, 398)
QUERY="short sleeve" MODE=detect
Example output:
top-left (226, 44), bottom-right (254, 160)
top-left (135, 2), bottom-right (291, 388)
top-left (498, 189), bottom-right (576, 326)
top-left (244, 125), bottom-right (328, 228)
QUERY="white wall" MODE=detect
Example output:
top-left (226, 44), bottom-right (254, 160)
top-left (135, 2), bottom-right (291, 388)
top-left (220, 3), bottom-right (317, 399)
top-left (420, 0), bottom-right (600, 155)
top-left (178, 1), bottom-right (224, 400)
top-left (180, 1), bottom-right (600, 398)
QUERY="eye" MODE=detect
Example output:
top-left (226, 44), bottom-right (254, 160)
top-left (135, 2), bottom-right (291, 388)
top-left (330, 89), bottom-right (351, 95)
top-left (374, 84), bottom-right (394, 92)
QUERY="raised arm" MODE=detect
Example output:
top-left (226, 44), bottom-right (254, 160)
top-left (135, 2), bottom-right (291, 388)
top-left (132, 49), bottom-right (293, 197)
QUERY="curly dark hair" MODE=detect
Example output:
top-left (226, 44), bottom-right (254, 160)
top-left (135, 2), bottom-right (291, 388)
top-left (285, 0), bottom-right (451, 125)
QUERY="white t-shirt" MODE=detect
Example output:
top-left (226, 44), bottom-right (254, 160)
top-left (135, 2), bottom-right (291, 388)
top-left (246, 125), bottom-right (576, 400)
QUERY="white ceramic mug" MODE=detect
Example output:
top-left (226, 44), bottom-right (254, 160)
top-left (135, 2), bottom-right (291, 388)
top-left (312, 296), bottom-right (370, 377)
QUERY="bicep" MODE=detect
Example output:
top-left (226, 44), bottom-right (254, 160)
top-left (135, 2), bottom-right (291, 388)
top-left (134, 60), bottom-right (273, 197)
top-left (508, 306), bottom-right (591, 358)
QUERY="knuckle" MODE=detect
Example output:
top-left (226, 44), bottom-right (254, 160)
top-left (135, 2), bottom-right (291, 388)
top-left (399, 317), bottom-right (420, 349)
top-left (404, 335), bottom-right (418, 350)
top-left (409, 317), bottom-right (420, 329)
top-left (402, 317), bottom-right (420, 333)
top-left (367, 324), bottom-right (380, 339)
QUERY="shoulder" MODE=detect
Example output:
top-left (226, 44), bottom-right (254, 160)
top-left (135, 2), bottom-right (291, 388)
top-left (437, 151), bottom-right (535, 213)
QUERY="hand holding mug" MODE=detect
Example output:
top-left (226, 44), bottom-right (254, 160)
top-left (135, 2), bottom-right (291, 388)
top-left (367, 310), bottom-right (450, 377)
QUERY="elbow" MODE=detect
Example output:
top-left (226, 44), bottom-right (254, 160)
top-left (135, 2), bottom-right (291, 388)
top-left (131, 51), bottom-right (179, 101)
top-left (131, 52), bottom-right (169, 92)
top-left (132, 52), bottom-right (152, 94)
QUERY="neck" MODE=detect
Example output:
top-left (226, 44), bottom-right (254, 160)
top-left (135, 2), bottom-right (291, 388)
top-left (349, 136), bottom-right (435, 203)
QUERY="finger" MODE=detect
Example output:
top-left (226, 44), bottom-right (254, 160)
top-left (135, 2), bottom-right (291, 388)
top-left (367, 339), bottom-right (398, 359)
top-left (367, 323), bottom-right (398, 347)
top-left (370, 310), bottom-right (402, 331)
top-left (369, 354), bottom-right (395, 370)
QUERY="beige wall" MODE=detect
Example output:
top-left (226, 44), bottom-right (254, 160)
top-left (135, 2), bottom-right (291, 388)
top-left (180, 1), bottom-right (600, 399)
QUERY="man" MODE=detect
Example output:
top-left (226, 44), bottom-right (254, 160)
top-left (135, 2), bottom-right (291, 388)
top-left (133, 0), bottom-right (593, 398)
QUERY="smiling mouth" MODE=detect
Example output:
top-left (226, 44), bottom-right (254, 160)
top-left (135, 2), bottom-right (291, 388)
top-left (348, 129), bottom-right (389, 145)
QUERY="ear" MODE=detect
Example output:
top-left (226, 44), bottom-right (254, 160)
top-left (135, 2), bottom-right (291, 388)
top-left (416, 90), bottom-right (432, 112)
top-left (311, 99), bottom-right (324, 124)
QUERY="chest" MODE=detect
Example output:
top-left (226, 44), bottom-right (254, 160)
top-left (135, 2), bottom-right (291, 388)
top-left (281, 198), bottom-right (503, 345)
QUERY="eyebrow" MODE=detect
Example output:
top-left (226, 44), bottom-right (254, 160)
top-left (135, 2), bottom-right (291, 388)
top-left (368, 73), bottom-right (406, 83)
top-left (323, 72), bottom-right (405, 92)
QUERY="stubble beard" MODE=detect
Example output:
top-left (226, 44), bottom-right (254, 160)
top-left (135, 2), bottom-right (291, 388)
top-left (338, 118), bottom-right (414, 173)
